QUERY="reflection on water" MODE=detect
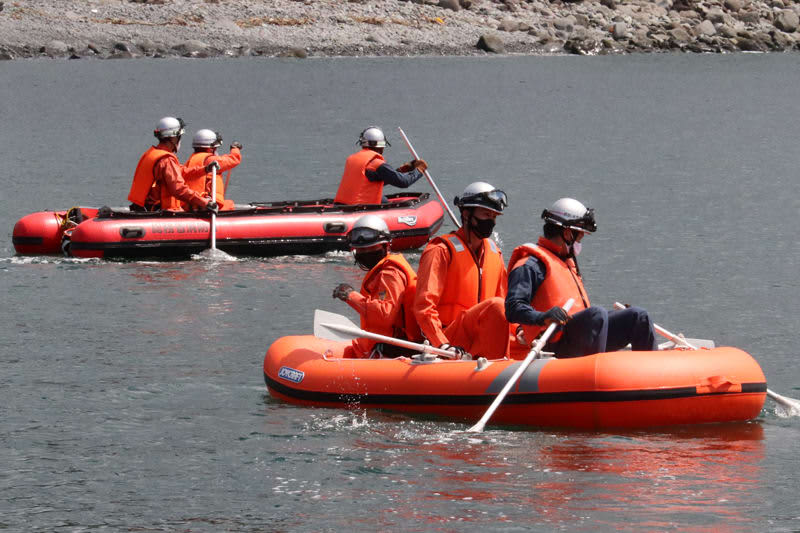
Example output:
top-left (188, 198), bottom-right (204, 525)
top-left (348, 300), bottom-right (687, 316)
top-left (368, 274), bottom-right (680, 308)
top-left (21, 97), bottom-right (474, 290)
top-left (263, 407), bottom-right (766, 531)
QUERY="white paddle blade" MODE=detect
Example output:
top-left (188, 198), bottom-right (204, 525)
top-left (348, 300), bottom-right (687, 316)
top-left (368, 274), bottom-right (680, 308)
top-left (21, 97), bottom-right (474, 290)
top-left (313, 309), bottom-right (359, 341)
top-left (767, 389), bottom-right (800, 415)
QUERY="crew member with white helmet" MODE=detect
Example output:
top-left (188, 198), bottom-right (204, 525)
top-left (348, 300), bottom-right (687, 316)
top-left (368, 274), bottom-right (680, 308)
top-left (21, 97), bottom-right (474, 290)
top-left (332, 215), bottom-right (421, 358)
top-left (505, 198), bottom-right (657, 358)
top-left (412, 182), bottom-right (511, 360)
top-left (334, 126), bottom-right (428, 205)
top-left (184, 129), bottom-right (242, 211)
top-left (128, 116), bottom-right (219, 212)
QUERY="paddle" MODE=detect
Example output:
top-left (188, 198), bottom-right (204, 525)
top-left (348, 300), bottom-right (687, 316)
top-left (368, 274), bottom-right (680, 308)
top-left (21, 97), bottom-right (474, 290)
top-left (195, 163), bottom-right (236, 261)
top-left (313, 309), bottom-right (458, 359)
top-left (223, 169), bottom-right (233, 191)
top-left (612, 302), bottom-right (800, 413)
top-left (397, 127), bottom-right (461, 228)
top-left (210, 163), bottom-right (218, 251)
top-left (467, 298), bottom-right (575, 433)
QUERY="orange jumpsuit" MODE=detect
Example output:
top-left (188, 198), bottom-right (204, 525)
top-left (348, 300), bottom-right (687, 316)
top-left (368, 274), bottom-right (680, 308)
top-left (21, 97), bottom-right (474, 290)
top-left (183, 147), bottom-right (241, 211)
top-left (345, 253), bottom-right (417, 358)
top-left (413, 227), bottom-right (510, 358)
top-left (129, 143), bottom-right (209, 211)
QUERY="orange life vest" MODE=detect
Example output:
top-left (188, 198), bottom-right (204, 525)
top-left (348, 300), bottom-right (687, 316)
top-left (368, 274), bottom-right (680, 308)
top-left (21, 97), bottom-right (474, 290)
top-left (183, 152), bottom-right (210, 196)
top-left (334, 149), bottom-right (385, 205)
top-left (507, 237), bottom-right (590, 343)
top-left (128, 146), bottom-right (174, 208)
top-left (359, 253), bottom-right (421, 343)
top-left (436, 232), bottom-right (504, 326)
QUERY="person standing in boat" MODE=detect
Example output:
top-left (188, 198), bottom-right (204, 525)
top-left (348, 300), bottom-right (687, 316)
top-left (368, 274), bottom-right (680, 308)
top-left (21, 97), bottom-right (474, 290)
top-left (505, 198), bottom-right (658, 359)
top-left (412, 182), bottom-right (511, 360)
top-left (332, 215), bottom-right (421, 358)
top-left (127, 116), bottom-right (219, 213)
top-left (334, 126), bottom-right (428, 205)
top-left (183, 129), bottom-right (242, 211)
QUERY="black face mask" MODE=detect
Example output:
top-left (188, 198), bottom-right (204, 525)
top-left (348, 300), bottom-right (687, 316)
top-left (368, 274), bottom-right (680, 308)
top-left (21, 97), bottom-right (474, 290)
top-left (354, 249), bottom-right (386, 271)
top-left (470, 216), bottom-right (496, 239)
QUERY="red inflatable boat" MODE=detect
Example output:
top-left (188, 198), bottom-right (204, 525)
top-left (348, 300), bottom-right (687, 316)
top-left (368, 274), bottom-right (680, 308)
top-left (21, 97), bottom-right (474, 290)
top-left (264, 335), bottom-right (767, 430)
top-left (13, 193), bottom-right (444, 259)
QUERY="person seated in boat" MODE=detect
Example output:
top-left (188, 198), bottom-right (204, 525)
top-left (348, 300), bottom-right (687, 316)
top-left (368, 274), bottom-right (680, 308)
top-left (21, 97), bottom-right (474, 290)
top-left (334, 126), bottom-right (428, 205)
top-left (128, 116), bottom-right (219, 213)
top-left (332, 215), bottom-right (421, 358)
top-left (183, 129), bottom-right (242, 212)
top-left (505, 198), bottom-right (658, 359)
top-left (412, 182), bottom-right (511, 360)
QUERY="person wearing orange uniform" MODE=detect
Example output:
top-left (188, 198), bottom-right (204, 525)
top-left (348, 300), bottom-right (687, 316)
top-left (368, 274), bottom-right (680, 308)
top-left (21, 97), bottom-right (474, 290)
top-left (505, 198), bottom-right (657, 359)
top-left (183, 129), bottom-right (242, 211)
top-left (127, 116), bottom-right (219, 213)
top-left (332, 215), bottom-right (420, 358)
top-left (413, 182), bottom-right (510, 360)
top-left (334, 126), bottom-right (428, 205)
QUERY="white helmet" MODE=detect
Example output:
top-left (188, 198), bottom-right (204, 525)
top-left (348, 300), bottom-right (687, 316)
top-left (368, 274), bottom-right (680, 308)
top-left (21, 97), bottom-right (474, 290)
top-left (192, 129), bottom-right (222, 148)
top-left (154, 116), bottom-right (185, 140)
top-left (453, 181), bottom-right (508, 214)
top-left (541, 198), bottom-right (597, 233)
top-left (347, 215), bottom-right (391, 249)
top-left (358, 126), bottom-right (389, 148)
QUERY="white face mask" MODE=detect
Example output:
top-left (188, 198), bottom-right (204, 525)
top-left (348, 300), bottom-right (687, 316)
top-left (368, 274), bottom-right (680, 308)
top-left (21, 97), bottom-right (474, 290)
top-left (571, 241), bottom-right (582, 257)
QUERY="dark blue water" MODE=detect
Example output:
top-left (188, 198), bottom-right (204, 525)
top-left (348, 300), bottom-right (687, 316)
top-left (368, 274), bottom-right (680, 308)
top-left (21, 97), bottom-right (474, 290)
top-left (1, 55), bottom-right (798, 531)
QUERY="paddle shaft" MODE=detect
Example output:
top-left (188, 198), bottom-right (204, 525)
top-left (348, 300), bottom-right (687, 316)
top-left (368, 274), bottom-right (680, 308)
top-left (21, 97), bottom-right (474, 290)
top-left (210, 165), bottom-right (217, 250)
top-left (397, 127), bottom-right (461, 228)
top-left (320, 322), bottom-right (457, 359)
top-left (612, 302), bottom-right (800, 411)
top-left (467, 298), bottom-right (575, 432)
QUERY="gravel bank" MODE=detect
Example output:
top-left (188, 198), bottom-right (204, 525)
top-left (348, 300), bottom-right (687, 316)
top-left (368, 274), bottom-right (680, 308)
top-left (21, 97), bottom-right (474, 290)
top-left (1, 0), bottom-right (799, 60)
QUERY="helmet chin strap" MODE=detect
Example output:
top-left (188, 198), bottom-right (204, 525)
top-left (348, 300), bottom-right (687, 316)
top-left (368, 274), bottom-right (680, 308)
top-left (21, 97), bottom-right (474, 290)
top-left (562, 228), bottom-right (582, 276)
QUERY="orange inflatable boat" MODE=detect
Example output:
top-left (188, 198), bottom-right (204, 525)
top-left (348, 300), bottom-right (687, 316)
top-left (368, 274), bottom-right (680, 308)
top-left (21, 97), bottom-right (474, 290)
top-left (263, 336), bottom-right (767, 430)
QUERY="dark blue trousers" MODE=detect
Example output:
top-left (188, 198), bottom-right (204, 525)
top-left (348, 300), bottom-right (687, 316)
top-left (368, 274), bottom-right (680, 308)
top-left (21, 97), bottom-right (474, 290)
top-left (548, 306), bottom-right (657, 358)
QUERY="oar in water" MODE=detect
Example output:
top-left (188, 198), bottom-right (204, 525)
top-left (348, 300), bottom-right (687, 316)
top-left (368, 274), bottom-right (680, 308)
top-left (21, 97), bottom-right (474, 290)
top-left (210, 163), bottom-right (218, 251)
top-left (313, 309), bottom-right (458, 359)
top-left (467, 298), bottom-right (575, 433)
top-left (196, 162), bottom-right (236, 261)
top-left (612, 302), bottom-right (800, 413)
top-left (397, 127), bottom-right (461, 229)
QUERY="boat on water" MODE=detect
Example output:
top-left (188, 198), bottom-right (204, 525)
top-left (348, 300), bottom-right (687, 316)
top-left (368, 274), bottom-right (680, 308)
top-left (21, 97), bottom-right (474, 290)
top-left (263, 335), bottom-right (767, 430)
top-left (12, 192), bottom-right (444, 259)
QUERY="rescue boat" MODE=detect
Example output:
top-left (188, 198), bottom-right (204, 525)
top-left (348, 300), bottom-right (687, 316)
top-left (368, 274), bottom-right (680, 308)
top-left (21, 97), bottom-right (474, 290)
top-left (263, 335), bottom-right (767, 430)
top-left (12, 193), bottom-right (444, 259)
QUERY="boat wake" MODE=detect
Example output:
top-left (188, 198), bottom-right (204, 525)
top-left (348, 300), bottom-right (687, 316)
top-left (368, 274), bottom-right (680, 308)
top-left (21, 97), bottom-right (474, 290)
top-left (4, 255), bottom-right (98, 265)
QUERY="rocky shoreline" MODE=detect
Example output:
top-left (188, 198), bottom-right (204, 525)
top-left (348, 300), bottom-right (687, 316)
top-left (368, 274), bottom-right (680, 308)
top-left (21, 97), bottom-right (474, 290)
top-left (1, 0), bottom-right (800, 60)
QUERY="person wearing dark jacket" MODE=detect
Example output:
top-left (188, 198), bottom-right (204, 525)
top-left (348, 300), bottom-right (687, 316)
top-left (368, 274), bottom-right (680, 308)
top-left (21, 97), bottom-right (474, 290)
top-left (505, 198), bottom-right (657, 359)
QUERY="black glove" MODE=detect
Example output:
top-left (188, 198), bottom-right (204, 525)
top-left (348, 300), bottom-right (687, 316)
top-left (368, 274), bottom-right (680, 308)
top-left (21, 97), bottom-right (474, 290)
top-left (440, 343), bottom-right (472, 360)
top-left (204, 200), bottom-right (219, 214)
top-left (538, 306), bottom-right (570, 326)
top-left (332, 283), bottom-right (354, 301)
top-left (205, 161), bottom-right (221, 173)
top-left (230, 141), bottom-right (243, 150)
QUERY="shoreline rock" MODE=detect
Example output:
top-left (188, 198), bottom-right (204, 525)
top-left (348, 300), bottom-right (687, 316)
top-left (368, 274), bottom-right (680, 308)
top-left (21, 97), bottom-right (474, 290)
top-left (1, 0), bottom-right (799, 60)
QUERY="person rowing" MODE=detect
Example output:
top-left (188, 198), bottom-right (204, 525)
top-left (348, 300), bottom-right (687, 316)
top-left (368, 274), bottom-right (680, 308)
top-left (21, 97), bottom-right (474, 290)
top-left (334, 126), bottom-right (428, 205)
top-left (505, 198), bottom-right (658, 358)
top-left (332, 215), bottom-right (421, 358)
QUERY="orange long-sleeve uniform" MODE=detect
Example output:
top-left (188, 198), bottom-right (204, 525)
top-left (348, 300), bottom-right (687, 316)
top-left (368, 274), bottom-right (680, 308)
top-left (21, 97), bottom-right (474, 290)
top-left (129, 143), bottom-right (210, 211)
top-left (413, 227), bottom-right (510, 358)
top-left (183, 147), bottom-right (241, 211)
top-left (344, 255), bottom-right (415, 358)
